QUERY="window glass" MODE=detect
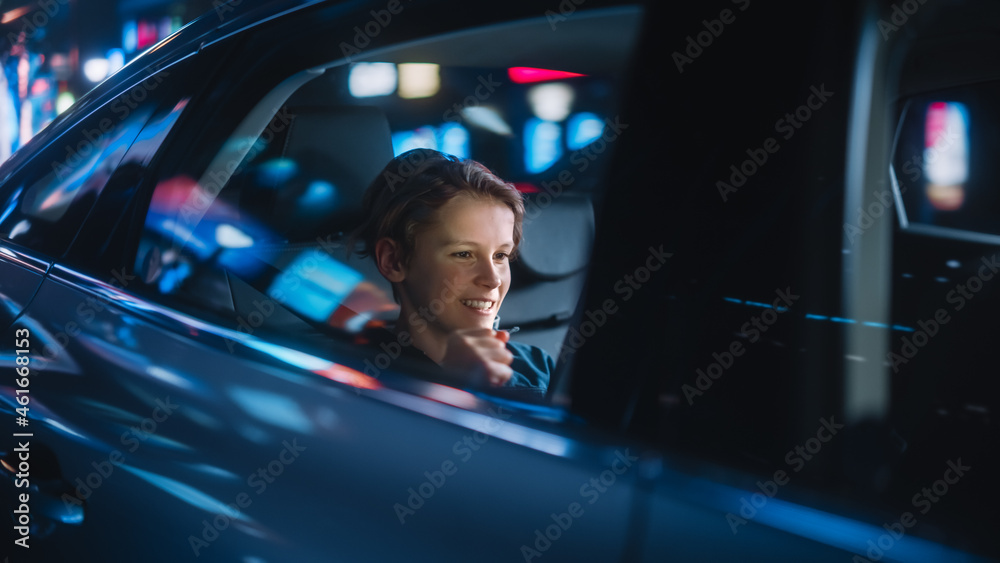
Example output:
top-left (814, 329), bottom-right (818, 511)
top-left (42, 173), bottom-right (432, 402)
top-left (0, 83), bottom-right (160, 258)
top-left (62, 57), bottom-right (203, 277)
top-left (887, 83), bottom-right (1000, 547)
top-left (891, 84), bottom-right (1000, 240)
top-left (130, 14), bottom-right (640, 386)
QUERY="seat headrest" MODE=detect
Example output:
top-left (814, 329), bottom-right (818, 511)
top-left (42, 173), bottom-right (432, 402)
top-left (281, 106), bottom-right (393, 196)
top-left (516, 193), bottom-right (594, 280)
top-left (237, 105), bottom-right (393, 241)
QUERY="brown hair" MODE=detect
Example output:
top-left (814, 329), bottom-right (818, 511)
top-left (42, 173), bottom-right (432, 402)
top-left (351, 149), bottom-right (525, 268)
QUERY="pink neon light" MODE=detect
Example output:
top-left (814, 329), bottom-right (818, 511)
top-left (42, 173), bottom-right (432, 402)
top-left (508, 67), bottom-right (585, 84)
top-left (925, 102), bottom-right (948, 149)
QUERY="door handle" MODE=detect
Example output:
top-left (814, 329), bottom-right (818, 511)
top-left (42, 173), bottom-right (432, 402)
top-left (1, 440), bottom-right (85, 541)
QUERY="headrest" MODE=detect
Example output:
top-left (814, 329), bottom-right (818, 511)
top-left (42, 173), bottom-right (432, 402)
top-left (281, 106), bottom-right (393, 196)
top-left (237, 105), bottom-right (393, 241)
top-left (516, 193), bottom-right (594, 280)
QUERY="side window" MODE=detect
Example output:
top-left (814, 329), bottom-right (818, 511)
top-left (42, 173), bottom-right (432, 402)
top-left (887, 81), bottom-right (1000, 542)
top-left (0, 83), bottom-right (161, 258)
top-left (892, 90), bottom-right (994, 238)
top-left (61, 57), bottom-right (205, 278)
top-left (129, 10), bottom-right (641, 377)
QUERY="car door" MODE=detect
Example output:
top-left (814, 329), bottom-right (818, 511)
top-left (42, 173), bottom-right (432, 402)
top-left (577, 0), bottom-right (999, 561)
top-left (0, 70), bottom-right (162, 334)
top-left (3, 2), bottom-right (649, 561)
top-left (0, 31), bottom-right (235, 561)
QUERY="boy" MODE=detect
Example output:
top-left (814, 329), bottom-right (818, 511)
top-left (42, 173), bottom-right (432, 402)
top-left (351, 149), bottom-right (552, 393)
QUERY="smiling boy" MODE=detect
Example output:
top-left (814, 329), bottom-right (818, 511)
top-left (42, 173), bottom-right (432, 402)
top-left (351, 149), bottom-right (553, 393)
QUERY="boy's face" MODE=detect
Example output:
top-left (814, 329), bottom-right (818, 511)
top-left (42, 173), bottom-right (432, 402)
top-left (396, 194), bottom-right (515, 337)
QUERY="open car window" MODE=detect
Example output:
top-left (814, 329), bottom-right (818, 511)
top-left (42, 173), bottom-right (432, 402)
top-left (130, 7), bottom-right (644, 398)
top-left (891, 84), bottom-right (1000, 244)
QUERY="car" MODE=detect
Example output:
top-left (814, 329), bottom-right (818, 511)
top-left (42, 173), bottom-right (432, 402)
top-left (0, 0), bottom-right (998, 561)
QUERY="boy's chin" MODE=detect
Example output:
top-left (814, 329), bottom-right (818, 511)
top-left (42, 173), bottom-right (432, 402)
top-left (459, 317), bottom-right (496, 331)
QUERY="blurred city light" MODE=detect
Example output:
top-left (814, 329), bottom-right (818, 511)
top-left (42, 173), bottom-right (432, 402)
top-left (123, 20), bottom-right (139, 53)
top-left (0, 1), bottom-right (218, 160)
top-left (923, 101), bottom-right (969, 211)
top-left (524, 118), bottom-right (563, 173)
top-left (349, 63), bottom-right (397, 98)
top-left (528, 83), bottom-right (574, 122)
top-left (107, 48), bottom-right (126, 75)
top-left (137, 20), bottom-right (158, 50)
top-left (392, 126), bottom-right (437, 154)
top-left (1, 6), bottom-right (32, 25)
top-left (56, 92), bottom-right (75, 114)
top-left (438, 123), bottom-right (469, 158)
top-left (391, 123), bottom-right (470, 158)
top-left (567, 112), bottom-right (605, 150)
top-left (508, 67), bottom-right (585, 84)
top-left (459, 106), bottom-right (512, 136)
top-left (215, 224), bottom-right (254, 249)
top-left (397, 63), bottom-right (440, 99)
top-left (83, 58), bottom-right (110, 83)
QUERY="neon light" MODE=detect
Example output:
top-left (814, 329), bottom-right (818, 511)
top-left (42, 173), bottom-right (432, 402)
top-left (508, 67), bottom-right (585, 84)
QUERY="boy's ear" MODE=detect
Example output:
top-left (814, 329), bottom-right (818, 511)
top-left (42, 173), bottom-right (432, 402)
top-left (374, 238), bottom-right (406, 283)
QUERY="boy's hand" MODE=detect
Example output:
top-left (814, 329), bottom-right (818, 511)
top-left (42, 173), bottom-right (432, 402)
top-left (440, 328), bottom-right (513, 386)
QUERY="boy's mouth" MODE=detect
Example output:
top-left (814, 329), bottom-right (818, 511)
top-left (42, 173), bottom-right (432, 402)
top-left (460, 299), bottom-right (494, 311)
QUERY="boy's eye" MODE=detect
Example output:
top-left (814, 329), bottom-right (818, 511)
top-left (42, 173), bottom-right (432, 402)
top-left (454, 251), bottom-right (472, 258)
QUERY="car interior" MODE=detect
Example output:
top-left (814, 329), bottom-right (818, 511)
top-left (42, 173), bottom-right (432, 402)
top-left (131, 5), bottom-right (646, 399)
top-left (880, 0), bottom-right (1000, 546)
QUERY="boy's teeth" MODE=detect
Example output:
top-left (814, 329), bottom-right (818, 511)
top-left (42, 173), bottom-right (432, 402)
top-left (461, 300), bottom-right (492, 309)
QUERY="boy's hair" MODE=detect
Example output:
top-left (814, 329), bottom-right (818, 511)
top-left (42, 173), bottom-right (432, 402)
top-left (350, 149), bottom-right (525, 268)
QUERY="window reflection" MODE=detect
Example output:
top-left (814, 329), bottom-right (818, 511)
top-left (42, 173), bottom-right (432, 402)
top-left (0, 88), bottom-right (156, 256)
top-left (923, 101), bottom-right (969, 212)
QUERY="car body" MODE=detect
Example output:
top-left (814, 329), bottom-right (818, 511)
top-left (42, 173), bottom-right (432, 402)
top-left (1, 0), bottom-right (998, 561)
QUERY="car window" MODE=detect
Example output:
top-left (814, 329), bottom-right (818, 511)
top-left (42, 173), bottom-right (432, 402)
top-left (128, 8), bottom-right (642, 395)
top-left (0, 76), bottom-right (163, 258)
top-left (886, 81), bottom-right (1000, 548)
top-left (59, 55), bottom-right (212, 278)
top-left (891, 87), bottom-right (1000, 241)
